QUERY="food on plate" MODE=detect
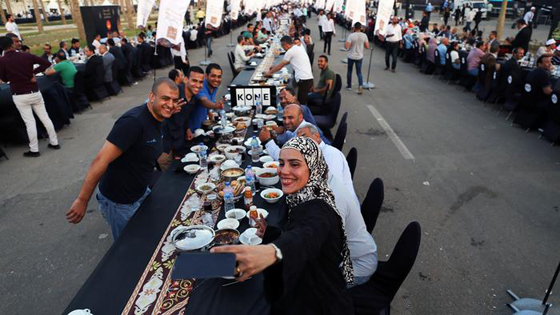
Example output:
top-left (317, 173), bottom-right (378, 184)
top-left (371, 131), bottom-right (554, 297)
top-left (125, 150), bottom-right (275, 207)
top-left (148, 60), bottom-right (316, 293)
top-left (213, 229), bottom-right (239, 245)
top-left (258, 172), bottom-right (276, 178)
top-left (264, 191), bottom-right (280, 199)
top-left (222, 168), bottom-right (243, 177)
top-left (218, 179), bottom-right (245, 198)
top-left (249, 208), bottom-right (259, 219)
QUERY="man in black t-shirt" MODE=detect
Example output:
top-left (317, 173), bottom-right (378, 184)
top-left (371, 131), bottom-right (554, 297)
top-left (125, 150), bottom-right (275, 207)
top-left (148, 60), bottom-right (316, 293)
top-left (67, 78), bottom-right (185, 239)
top-left (526, 55), bottom-right (553, 106)
top-left (158, 66), bottom-right (205, 171)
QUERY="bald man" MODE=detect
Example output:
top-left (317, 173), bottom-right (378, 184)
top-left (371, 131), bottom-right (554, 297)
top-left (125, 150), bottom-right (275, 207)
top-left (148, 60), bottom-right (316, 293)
top-left (259, 103), bottom-right (311, 160)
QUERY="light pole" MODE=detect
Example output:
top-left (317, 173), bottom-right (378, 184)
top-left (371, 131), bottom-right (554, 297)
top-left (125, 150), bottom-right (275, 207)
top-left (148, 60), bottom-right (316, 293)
top-left (496, 0), bottom-right (508, 40)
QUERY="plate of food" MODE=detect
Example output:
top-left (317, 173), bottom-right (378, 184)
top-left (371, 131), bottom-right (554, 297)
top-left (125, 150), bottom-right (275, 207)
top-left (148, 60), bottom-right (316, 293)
top-left (183, 164), bottom-right (201, 174)
top-left (208, 154), bottom-right (226, 164)
top-left (255, 168), bottom-right (279, 186)
top-left (260, 188), bottom-right (284, 203)
top-left (218, 179), bottom-right (246, 200)
top-left (190, 144), bottom-right (208, 154)
top-left (263, 161), bottom-right (279, 169)
top-left (196, 183), bottom-right (216, 195)
top-left (217, 218), bottom-right (240, 230)
top-left (225, 208), bottom-right (247, 220)
top-left (212, 228), bottom-right (240, 246)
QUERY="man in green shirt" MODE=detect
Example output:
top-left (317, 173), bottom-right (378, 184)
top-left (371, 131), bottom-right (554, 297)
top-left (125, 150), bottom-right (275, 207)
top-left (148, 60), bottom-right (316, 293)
top-left (45, 51), bottom-right (77, 89)
top-left (307, 55), bottom-right (336, 114)
top-left (243, 24), bottom-right (256, 45)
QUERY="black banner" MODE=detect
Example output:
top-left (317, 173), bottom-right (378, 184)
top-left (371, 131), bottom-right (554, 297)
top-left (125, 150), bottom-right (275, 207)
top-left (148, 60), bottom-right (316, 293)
top-left (80, 5), bottom-right (120, 46)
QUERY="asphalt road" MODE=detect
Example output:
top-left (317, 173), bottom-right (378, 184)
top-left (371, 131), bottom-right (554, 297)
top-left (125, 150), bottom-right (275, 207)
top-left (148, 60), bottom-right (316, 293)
top-left (1, 15), bottom-right (559, 315)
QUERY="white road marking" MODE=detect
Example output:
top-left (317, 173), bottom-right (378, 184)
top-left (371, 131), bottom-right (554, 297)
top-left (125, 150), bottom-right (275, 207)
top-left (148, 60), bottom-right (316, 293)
top-left (367, 105), bottom-right (415, 161)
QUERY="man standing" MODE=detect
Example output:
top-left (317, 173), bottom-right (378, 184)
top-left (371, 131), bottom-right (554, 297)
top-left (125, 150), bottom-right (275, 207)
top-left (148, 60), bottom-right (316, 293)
top-left (308, 55), bottom-right (335, 113)
top-left (384, 16), bottom-right (402, 73)
top-left (99, 44), bottom-right (115, 85)
top-left (188, 63), bottom-right (225, 131)
top-left (345, 22), bottom-right (370, 94)
top-left (92, 34), bottom-right (102, 51)
top-left (67, 78), bottom-right (183, 239)
top-left (263, 12), bottom-right (274, 34)
top-left (317, 10), bottom-right (327, 40)
top-left (0, 36), bottom-right (59, 157)
top-left (524, 7), bottom-right (535, 28)
top-left (512, 19), bottom-right (531, 54)
top-left (5, 14), bottom-right (21, 40)
top-left (420, 11), bottom-right (430, 32)
top-left (159, 67), bottom-right (204, 171)
top-left (265, 36), bottom-right (314, 104)
top-left (45, 51), bottom-right (77, 90)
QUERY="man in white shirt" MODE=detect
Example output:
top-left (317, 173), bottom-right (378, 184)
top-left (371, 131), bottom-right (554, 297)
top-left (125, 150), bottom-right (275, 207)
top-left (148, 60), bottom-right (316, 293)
top-left (384, 16), bottom-right (402, 73)
top-left (263, 12), bottom-right (274, 34)
top-left (259, 104), bottom-right (311, 160)
top-left (265, 36), bottom-right (314, 104)
top-left (524, 7), bottom-right (535, 27)
top-left (296, 124), bottom-right (359, 204)
top-left (322, 13), bottom-right (336, 55)
top-left (92, 34), bottom-right (102, 52)
top-left (234, 35), bottom-right (255, 72)
top-left (317, 10), bottom-right (327, 40)
top-left (5, 14), bottom-right (21, 40)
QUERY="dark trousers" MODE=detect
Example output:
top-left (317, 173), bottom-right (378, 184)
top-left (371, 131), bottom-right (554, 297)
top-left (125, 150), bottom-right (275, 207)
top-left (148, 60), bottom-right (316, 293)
top-left (296, 79), bottom-right (314, 105)
top-left (318, 26), bottom-right (323, 40)
top-left (385, 42), bottom-right (399, 70)
top-left (323, 31), bottom-right (333, 55)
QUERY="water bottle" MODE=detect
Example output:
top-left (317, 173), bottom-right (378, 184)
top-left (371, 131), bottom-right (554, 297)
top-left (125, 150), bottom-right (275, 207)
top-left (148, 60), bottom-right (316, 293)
top-left (256, 100), bottom-right (262, 115)
top-left (245, 165), bottom-right (257, 193)
top-left (220, 110), bottom-right (226, 128)
top-left (223, 182), bottom-right (235, 212)
top-left (277, 103), bottom-right (283, 121)
top-left (199, 145), bottom-right (208, 172)
top-left (251, 136), bottom-right (260, 162)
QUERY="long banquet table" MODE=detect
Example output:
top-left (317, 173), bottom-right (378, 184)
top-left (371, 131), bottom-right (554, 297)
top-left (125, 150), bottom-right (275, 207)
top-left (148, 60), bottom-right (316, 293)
top-left (63, 57), bottom-right (289, 315)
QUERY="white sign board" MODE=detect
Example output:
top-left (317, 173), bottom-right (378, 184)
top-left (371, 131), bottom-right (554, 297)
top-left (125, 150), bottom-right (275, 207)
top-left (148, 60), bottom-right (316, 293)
top-left (205, 0), bottom-right (224, 28)
top-left (231, 0), bottom-right (242, 20)
top-left (136, 0), bottom-right (156, 28)
top-left (155, 0), bottom-right (189, 45)
top-left (374, 0), bottom-right (395, 36)
top-left (345, 0), bottom-right (367, 26)
top-left (234, 87), bottom-right (273, 106)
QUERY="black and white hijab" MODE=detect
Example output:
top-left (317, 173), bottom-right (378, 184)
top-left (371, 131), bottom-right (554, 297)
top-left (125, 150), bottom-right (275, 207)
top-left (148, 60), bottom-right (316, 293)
top-left (282, 137), bottom-right (354, 285)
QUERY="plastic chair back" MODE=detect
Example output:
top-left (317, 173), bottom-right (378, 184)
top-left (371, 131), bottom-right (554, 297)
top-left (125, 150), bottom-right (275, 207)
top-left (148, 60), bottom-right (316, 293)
top-left (346, 147), bottom-right (357, 180)
top-left (360, 178), bottom-right (384, 234)
top-left (332, 121), bottom-right (347, 151)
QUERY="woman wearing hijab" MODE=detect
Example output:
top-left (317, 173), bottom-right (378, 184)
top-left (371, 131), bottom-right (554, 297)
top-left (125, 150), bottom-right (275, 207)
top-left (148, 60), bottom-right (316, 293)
top-left (212, 137), bottom-right (354, 314)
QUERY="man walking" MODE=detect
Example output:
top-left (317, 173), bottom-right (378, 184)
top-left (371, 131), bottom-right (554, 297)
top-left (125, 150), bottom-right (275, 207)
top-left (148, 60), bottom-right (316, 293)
top-left (66, 78), bottom-right (184, 239)
top-left (0, 36), bottom-right (59, 157)
top-left (384, 16), bottom-right (402, 73)
top-left (5, 14), bottom-right (21, 40)
top-left (345, 22), bottom-right (370, 94)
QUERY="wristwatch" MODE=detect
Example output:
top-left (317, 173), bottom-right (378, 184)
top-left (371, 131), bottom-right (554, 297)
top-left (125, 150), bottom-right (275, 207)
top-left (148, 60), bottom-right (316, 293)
top-left (270, 243), bottom-right (283, 263)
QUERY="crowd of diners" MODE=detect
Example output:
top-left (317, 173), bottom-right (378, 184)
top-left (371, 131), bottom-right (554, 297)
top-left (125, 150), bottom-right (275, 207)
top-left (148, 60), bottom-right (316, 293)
top-left (61, 3), bottom-right (389, 314)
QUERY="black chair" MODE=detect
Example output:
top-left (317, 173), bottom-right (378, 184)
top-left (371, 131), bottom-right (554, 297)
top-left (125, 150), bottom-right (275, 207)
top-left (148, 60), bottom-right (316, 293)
top-left (486, 70), bottom-right (501, 105)
top-left (314, 92), bottom-right (342, 134)
top-left (346, 147), bottom-right (357, 180)
top-left (106, 62), bottom-right (122, 96)
top-left (512, 78), bottom-right (548, 131)
top-left (349, 221), bottom-right (422, 315)
top-left (309, 73), bottom-right (342, 116)
top-left (0, 146), bottom-right (7, 160)
top-left (360, 178), bottom-right (384, 234)
top-left (432, 49), bottom-right (445, 77)
top-left (476, 63), bottom-right (491, 102)
top-left (227, 52), bottom-right (239, 79)
top-left (541, 91), bottom-right (560, 145)
top-left (69, 71), bottom-right (91, 112)
top-left (458, 52), bottom-right (475, 90)
top-left (331, 121), bottom-right (347, 151)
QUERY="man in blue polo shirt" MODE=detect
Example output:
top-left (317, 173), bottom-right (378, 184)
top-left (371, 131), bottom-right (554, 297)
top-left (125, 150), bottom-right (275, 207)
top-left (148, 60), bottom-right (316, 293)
top-left (187, 63), bottom-right (225, 131)
top-left (66, 78), bottom-right (185, 240)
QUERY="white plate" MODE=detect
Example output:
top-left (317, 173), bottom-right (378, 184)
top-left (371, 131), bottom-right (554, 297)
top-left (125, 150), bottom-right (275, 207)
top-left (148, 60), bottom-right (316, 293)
top-left (213, 126), bottom-right (235, 134)
top-left (217, 218), bottom-right (240, 230)
top-left (208, 154), bottom-right (226, 164)
top-left (263, 161), bottom-right (279, 169)
top-left (226, 208), bottom-right (247, 220)
top-left (216, 144), bottom-right (231, 152)
top-left (259, 155), bottom-right (274, 163)
top-left (260, 188), bottom-right (284, 203)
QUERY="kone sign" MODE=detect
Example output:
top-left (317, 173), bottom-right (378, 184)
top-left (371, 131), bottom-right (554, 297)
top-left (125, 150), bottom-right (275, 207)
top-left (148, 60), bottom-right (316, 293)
top-left (229, 86), bottom-right (277, 107)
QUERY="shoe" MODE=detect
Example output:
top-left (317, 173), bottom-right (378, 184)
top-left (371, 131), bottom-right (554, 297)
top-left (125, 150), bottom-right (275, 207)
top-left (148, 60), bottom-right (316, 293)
top-left (384, 67), bottom-right (389, 71)
top-left (48, 144), bottom-right (61, 150)
top-left (23, 151), bottom-right (40, 157)
top-left (346, 86), bottom-right (352, 91)
top-left (358, 86), bottom-right (363, 95)
top-left (391, 69), bottom-right (396, 73)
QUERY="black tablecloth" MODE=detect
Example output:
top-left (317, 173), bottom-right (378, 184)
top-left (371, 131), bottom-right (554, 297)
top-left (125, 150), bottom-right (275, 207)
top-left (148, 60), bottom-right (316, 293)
top-left (64, 133), bottom-right (287, 315)
top-left (0, 74), bottom-right (74, 144)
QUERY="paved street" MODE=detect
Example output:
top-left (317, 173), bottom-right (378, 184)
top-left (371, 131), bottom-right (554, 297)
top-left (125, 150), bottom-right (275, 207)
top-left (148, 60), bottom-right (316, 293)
top-left (1, 15), bottom-right (559, 315)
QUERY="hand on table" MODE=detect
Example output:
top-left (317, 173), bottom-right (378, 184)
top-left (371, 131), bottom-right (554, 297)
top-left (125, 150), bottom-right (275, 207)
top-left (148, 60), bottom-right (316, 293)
top-left (66, 198), bottom-right (88, 224)
top-left (259, 127), bottom-right (271, 142)
top-left (211, 244), bottom-right (277, 282)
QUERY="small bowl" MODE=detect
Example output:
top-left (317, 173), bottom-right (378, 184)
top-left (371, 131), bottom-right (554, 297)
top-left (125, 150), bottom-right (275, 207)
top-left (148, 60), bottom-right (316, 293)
top-left (213, 126), bottom-right (235, 135)
top-left (233, 116), bottom-right (252, 125)
top-left (217, 218), bottom-right (240, 230)
top-left (196, 183), bottom-right (216, 195)
top-left (193, 128), bottom-right (205, 138)
top-left (224, 145), bottom-right (246, 159)
top-left (191, 144), bottom-right (208, 154)
top-left (208, 154), bottom-right (226, 164)
top-left (221, 160), bottom-right (240, 171)
top-left (259, 155), bottom-right (274, 163)
top-left (183, 164), bottom-right (201, 174)
top-left (233, 106), bottom-right (252, 116)
top-left (221, 167), bottom-right (244, 182)
top-left (226, 208), bottom-right (247, 220)
top-left (263, 161), bottom-right (279, 169)
top-left (217, 144), bottom-right (231, 153)
top-left (260, 188), bottom-right (284, 203)
top-left (212, 228), bottom-right (240, 246)
top-left (256, 168), bottom-right (279, 186)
